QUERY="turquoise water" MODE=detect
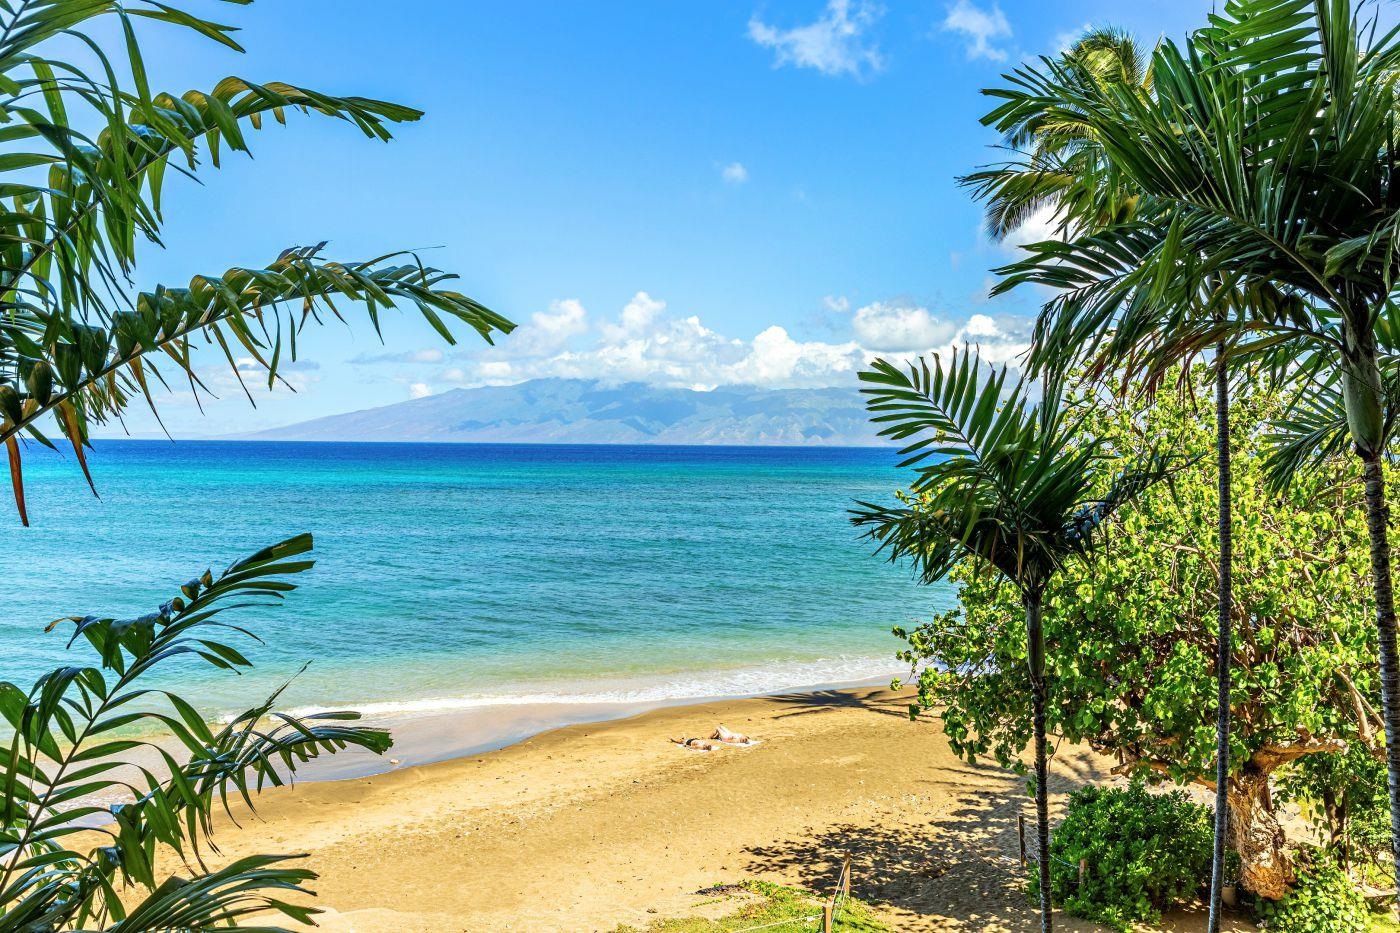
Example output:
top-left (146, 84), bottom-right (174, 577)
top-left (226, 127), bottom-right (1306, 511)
top-left (4, 441), bottom-right (948, 719)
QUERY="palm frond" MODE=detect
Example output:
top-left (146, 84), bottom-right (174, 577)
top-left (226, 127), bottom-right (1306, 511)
top-left (0, 246), bottom-right (514, 524)
top-left (853, 349), bottom-right (1163, 590)
top-left (0, 534), bottom-right (390, 930)
top-left (0, 2), bottom-right (517, 524)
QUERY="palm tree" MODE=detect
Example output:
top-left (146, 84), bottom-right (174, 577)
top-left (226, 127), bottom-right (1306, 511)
top-left (965, 29), bottom-right (1252, 927)
top-left (967, 32), bottom-right (1241, 924)
top-left (981, 0), bottom-right (1400, 902)
top-left (961, 27), bottom-right (1151, 242)
top-left (852, 349), bottom-right (1173, 932)
top-left (0, 2), bottom-right (514, 522)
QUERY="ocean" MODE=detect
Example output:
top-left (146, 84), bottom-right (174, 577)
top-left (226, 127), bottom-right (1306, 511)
top-left (5, 441), bottom-right (949, 730)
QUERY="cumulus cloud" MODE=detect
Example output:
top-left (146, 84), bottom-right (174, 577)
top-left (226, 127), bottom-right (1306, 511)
top-left (722, 162), bottom-right (749, 184)
top-left (432, 292), bottom-right (1029, 391)
top-left (748, 0), bottom-right (884, 78)
top-left (852, 301), bottom-right (958, 351)
top-left (942, 0), bottom-right (1012, 62)
top-left (408, 382), bottom-right (433, 399)
top-left (516, 298), bottom-right (590, 352)
top-left (964, 313), bottom-right (1000, 338)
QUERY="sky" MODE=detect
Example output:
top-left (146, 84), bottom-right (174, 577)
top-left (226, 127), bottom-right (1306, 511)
top-left (102, 0), bottom-right (1222, 436)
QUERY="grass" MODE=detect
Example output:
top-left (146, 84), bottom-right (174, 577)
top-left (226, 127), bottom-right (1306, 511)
top-left (612, 880), bottom-right (891, 933)
top-left (1370, 913), bottom-right (1400, 932)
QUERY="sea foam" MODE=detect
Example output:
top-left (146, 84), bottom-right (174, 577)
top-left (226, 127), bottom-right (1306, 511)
top-left (282, 655), bottom-right (905, 720)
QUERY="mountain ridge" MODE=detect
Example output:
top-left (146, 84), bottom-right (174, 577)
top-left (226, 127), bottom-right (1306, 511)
top-left (234, 377), bottom-right (894, 447)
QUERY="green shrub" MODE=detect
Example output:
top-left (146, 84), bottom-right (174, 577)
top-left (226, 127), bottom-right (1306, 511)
top-left (1276, 746), bottom-right (1392, 879)
top-left (1255, 863), bottom-right (1369, 932)
top-left (1031, 778), bottom-right (1212, 931)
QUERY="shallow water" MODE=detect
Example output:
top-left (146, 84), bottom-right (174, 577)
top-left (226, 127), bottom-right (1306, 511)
top-left (4, 440), bottom-right (950, 722)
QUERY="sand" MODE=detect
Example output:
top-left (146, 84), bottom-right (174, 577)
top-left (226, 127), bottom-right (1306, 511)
top-left (203, 687), bottom-right (1257, 931)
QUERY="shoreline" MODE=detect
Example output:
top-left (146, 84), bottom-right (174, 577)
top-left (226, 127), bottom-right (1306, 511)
top-left (292, 671), bottom-right (901, 784)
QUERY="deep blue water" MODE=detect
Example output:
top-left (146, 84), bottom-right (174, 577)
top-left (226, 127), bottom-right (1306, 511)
top-left (3, 441), bottom-right (949, 717)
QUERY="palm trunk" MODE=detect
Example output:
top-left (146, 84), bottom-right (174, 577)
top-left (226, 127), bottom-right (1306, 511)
top-left (1026, 586), bottom-right (1052, 932)
top-left (1207, 352), bottom-right (1232, 933)
top-left (1341, 321), bottom-right (1400, 906)
top-left (1360, 449), bottom-right (1400, 903)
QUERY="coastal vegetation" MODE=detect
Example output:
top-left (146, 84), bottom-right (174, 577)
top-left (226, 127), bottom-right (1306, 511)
top-left (961, 24), bottom-right (1246, 925)
top-left (889, 371), bottom-right (1382, 912)
top-left (612, 882), bottom-right (890, 933)
top-left (852, 348), bottom-right (1173, 932)
top-left (0, 536), bottom-right (381, 929)
top-left (1036, 779), bottom-right (1213, 931)
top-left (984, 1), bottom-right (1400, 918)
top-left (857, 0), bottom-right (1400, 928)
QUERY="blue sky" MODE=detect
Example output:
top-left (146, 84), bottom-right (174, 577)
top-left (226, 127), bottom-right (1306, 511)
top-left (110, 0), bottom-right (1219, 436)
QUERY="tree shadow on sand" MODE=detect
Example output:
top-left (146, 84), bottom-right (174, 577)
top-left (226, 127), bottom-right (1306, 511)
top-left (761, 689), bottom-right (912, 720)
top-left (741, 753), bottom-right (1256, 931)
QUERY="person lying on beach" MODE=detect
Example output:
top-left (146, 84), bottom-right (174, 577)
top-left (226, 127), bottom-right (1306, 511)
top-left (670, 726), bottom-right (757, 751)
top-left (712, 725), bottom-right (752, 744)
top-left (671, 737), bottom-right (725, 751)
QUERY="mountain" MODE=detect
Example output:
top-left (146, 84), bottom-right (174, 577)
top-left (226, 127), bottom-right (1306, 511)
top-left (236, 378), bottom-right (892, 446)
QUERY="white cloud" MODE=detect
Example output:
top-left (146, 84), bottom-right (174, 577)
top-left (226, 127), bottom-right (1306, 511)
top-left (525, 298), bottom-right (589, 347)
top-left (604, 291), bottom-right (667, 342)
top-left (438, 292), bottom-right (1030, 391)
top-left (942, 0), bottom-right (1012, 62)
top-left (999, 203), bottom-right (1061, 251)
top-left (822, 295), bottom-right (851, 314)
top-left (852, 301), bottom-right (957, 352)
top-left (722, 162), bottom-right (749, 184)
top-left (964, 313), bottom-right (999, 337)
top-left (748, 0), bottom-right (884, 78)
top-left (408, 382), bottom-right (433, 399)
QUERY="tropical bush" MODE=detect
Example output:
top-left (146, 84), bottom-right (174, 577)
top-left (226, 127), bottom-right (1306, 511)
top-left (1031, 778), bottom-right (1212, 931)
top-left (1254, 862), bottom-right (1370, 932)
top-left (1277, 745), bottom-right (1392, 880)
top-left (0, 534), bottom-right (386, 931)
top-left (893, 367), bottom-right (1379, 900)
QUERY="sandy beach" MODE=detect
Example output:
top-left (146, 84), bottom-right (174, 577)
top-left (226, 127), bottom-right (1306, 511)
top-left (201, 687), bottom-right (1256, 931)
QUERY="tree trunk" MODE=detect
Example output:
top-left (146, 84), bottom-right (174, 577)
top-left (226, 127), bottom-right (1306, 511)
top-left (1225, 770), bottom-right (1294, 900)
top-left (1360, 449), bottom-right (1400, 902)
top-left (1340, 319), bottom-right (1400, 904)
top-left (1207, 350), bottom-right (1232, 933)
top-left (1026, 587), bottom-right (1052, 932)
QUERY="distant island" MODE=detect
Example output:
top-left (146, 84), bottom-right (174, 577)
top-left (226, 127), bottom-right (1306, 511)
top-left (234, 378), bottom-right (894, 446)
